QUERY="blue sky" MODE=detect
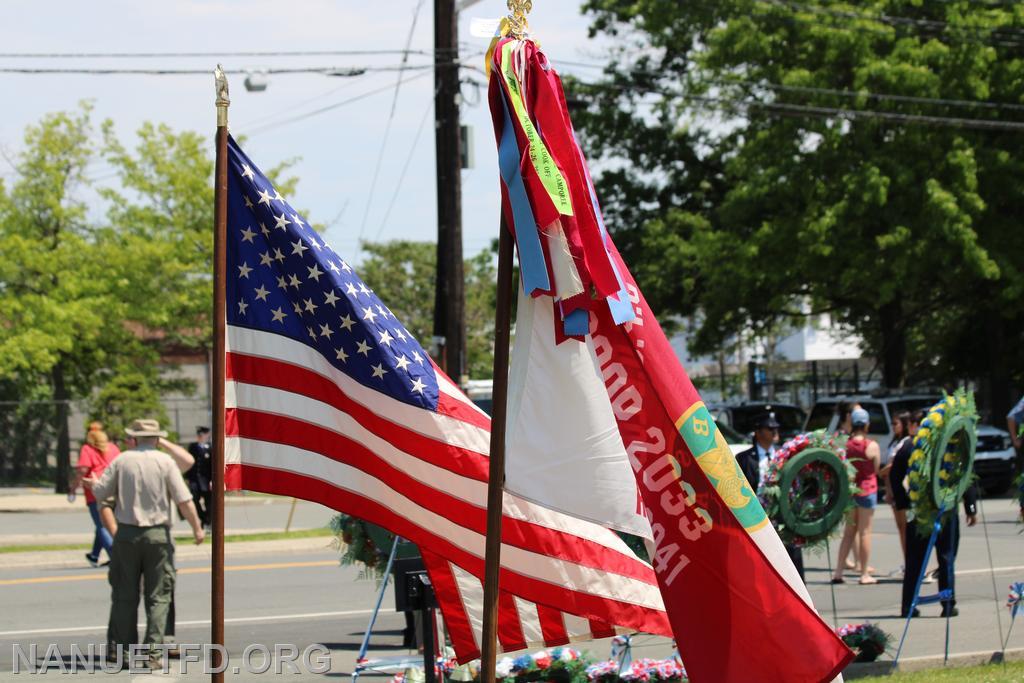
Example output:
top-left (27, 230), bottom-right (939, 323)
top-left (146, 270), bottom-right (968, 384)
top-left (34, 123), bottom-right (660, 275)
top-left (0, 1), bottom-right (612, 263)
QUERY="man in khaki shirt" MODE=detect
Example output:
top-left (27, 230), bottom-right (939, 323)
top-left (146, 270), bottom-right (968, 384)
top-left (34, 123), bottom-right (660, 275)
top-left (85, 418), bottom-right (205, 667)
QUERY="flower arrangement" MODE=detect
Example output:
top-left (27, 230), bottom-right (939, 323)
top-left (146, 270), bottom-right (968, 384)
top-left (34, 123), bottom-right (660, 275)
top-left (330, 513), bottom-right (393, 579)
top-left (758, 430), bottom-right (853, 548)
top-left (585, 657), bottom-right (685, 683)
top-left (836, 622), bottom-right (890, 662)
top-left (390, 648), bottom-right (688, 683)
top-left (906, 390), bottom-right (977, 532)
top-left (494, 648), bottom-right (589, 683)
top-left (1009, 582), bottom-right (1024, 620)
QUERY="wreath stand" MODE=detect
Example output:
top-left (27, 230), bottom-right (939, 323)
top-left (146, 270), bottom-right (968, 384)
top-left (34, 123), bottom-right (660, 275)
top-left (352, 536), bottom-right (404, 683)
top-left (892, 502), bottom-right (954, 669)
top-left (893, 404), bottom-right (978, 669)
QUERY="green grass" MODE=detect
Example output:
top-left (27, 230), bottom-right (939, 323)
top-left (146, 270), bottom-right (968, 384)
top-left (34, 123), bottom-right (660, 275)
top-left (858, 661), bottom-right (1024, 682)
top-left (0, 527), bottom-right (335, 554)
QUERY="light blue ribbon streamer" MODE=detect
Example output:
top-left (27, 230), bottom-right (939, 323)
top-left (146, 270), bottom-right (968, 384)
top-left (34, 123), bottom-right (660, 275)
top-left (574, 132), bottom-right (635, 326)
top-left (497, 92), bottom-right (550, 296)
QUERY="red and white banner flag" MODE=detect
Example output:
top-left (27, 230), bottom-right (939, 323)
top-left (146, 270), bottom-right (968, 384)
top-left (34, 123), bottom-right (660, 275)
top-left (488, 36), bottom-right (853, 683)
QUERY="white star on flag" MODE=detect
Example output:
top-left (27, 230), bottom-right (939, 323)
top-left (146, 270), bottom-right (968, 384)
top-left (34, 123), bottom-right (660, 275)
top-left (238, 299), bottom-right (249, 315)
top-left (356, 340), bottom-right (372, 356)
top-left (270, 307), bottom-right (287, 323)
top-left (257, 188), bottom-right (272, 206)
top-left (371, 363), bottom-right (388, 379)
top-left (275, 213), bottom-right (292, 231)
top-left (410, 377), bottom-right (426, 394)
top-left (238, 263), bottom-right (253, 279)
top-left (254, 285), bottom-right (270, 302)
top-left (240, 226), bottom-right (257, 243)
top-left (307, 264), bottom-right (324, 282)
top-left (324, 290), bottom-right (340, 307)
top-left (291, 240), bottom-right (308, 257)
top-left (340, 315), bottom-right (356, 332)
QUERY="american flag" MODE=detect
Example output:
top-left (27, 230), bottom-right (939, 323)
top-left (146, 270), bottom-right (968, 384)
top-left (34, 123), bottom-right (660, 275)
top-left (222, 137), bottom-right (670, 660)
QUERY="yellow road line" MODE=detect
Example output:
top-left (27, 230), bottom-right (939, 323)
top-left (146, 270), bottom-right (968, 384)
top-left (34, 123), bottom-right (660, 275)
top-left (0, 559), bottom-right (336, 586)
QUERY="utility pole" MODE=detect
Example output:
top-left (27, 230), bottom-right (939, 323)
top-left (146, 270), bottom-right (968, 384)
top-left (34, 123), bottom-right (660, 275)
top-left (433, 0), bottom-right (466, 384)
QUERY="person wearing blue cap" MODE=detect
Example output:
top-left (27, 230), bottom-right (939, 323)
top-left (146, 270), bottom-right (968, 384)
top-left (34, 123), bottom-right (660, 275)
top-left (832, 407), bottom-right (881, 585)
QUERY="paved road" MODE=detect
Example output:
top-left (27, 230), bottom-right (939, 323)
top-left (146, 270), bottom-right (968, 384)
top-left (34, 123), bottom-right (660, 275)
top-left (0, 497), bottom-right (338, 544)
top-left (0, 496), bottom-right (1019, 680)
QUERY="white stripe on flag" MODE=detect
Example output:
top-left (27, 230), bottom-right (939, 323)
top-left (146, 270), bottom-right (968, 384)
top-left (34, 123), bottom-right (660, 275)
top-left (226, 327), bottom-right (652, 561)
top-left (228, 325), bottom-right (491, 455)
top-left (452, 562), bottom-right (485, 651)
top-left (226, 436), bottom-right (665, 610)
top-left (513, 597), bottom-right (544, 645)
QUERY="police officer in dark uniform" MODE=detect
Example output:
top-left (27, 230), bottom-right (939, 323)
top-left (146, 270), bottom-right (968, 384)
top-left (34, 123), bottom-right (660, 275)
top-left (735, 408), bottom-right (805, 582)
top-left (186, 426), bottom-right (213, 529)
top-left (890, 418), bottom-right (978, 617)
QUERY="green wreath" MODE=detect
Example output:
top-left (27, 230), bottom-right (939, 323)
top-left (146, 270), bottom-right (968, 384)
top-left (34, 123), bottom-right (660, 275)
top-left (906, 390), bottom-right (978, 532)
top-left (760, 430), bottom-right (855, 548)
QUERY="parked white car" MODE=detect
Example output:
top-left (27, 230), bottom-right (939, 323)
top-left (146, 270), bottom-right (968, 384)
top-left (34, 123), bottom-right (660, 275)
top-left (804, 393), bottom-right (1016, 495)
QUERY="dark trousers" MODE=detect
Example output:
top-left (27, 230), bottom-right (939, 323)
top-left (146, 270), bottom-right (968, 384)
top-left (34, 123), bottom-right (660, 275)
top-left (106, 525), bottom-right (176, 653)
top-left (192, 489), bottom-right (212, 527)
top-left (787, 544), bottom-right (804, 582)
top-left (902, 514), bottom-right (959, 615)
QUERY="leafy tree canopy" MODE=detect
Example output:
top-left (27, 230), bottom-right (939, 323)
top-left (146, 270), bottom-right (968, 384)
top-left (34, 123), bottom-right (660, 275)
top-left (575, 0), bottom-right (1024, 399)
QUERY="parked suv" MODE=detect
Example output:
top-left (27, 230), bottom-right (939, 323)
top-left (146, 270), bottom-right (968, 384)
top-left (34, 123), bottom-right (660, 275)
top-left (804, 394), bottom-right (1017, 495)
top-left (709, 402), bottom-right (807, 442)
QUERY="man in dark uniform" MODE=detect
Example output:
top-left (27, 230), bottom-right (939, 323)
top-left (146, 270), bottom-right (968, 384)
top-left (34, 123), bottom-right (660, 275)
top-left (890, 426), bottom-right (978, 617)
top-left (735, 408), bottom-right (805, 582)
top-left (186, 426), bottom-right (213, 529)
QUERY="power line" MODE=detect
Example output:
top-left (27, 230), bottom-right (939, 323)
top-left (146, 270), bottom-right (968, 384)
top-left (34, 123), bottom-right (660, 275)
top-left (356, 0), bottom-right (427, 259)
top-left (756, 0), bottom-right (1024, 48)
top-left (246, 70), bottom-right (431, 136)
top-left (560, 58), bottom-right (1024, 114)
top-left (574, 79), bottom-right (1024, 131)
top-left (0, 64), bottom-right (444, 76)
top-left (765, 0), bottom-right (1024, 38)
top-left (237, 72), bottom-right (374, 129)
top-left (0, 49), bottom-right (457, 59)
top-left (373, 96), bottom-right (435, 243)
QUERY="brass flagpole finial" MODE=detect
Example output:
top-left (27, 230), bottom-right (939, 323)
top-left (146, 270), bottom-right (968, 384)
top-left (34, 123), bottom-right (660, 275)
top-left (506, 0), bottom-right (532, 40)
top-left (214, 64), bottom-right (230, 127)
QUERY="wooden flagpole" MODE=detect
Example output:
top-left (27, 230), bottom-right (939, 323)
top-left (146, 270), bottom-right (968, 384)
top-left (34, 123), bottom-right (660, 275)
top-left (481, 7), bottom-right (532, 681)
top-left (211, 65), bottom-right (229, 682)
top-left (480, 214), bottom-right (515, 683)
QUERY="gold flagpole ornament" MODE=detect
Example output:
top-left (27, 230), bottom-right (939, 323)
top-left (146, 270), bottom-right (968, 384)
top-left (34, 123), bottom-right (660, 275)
top-left (506, 0), bottom-right (532, 40)
top-left (215, 64), bottom-right (230, 126)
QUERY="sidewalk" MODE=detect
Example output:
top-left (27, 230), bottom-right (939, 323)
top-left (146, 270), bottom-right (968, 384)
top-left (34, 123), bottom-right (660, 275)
top-left (0, 488), bottom-right (288, 513)
top-left (0, 536), bottom-right (336, 570)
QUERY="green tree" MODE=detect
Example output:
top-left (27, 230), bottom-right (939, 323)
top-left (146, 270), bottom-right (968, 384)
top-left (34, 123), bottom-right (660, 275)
top-left (358, 240), bottom-right (497, 379)
top-left (575, 1), bottom-right (1024, 408)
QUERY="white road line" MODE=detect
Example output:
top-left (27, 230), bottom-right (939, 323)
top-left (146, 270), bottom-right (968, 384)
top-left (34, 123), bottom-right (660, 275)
top-left (0, 609), bottom-right (375, 639)
top-left (956, 564), bottom-right (1024, 577)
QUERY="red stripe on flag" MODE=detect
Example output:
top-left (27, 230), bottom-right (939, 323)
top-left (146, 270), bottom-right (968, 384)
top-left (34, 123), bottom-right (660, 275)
top-left (497, 591), bottom-right (527, 653)
top-left (420, 550), bottom-right (480, 660)
top-left (226, 400), bottom-right (656, 584)
top-left (588, 619), bottom-right (616, 640)
top-left (226, 463), bottom-right (671, 639)
top-left (536, 605), bottom-right (570, 647)
top-left (228, 352), bottom-right (489, 480)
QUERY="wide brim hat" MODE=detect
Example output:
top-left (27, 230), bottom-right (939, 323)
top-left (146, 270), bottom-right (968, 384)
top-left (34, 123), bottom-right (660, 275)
top-left (125, 418), bottom-right (168, 438)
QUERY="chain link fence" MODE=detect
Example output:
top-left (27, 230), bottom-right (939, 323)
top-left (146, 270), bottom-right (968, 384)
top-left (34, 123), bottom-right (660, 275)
top-left (0, 397), bottom-right (211, 486)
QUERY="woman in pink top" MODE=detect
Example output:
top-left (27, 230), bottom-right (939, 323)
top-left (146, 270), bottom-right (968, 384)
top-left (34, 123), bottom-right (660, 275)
top-left (831, 408), bottom-right (881, 585)
top-left (72, 422), bottom-right (121, 567)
